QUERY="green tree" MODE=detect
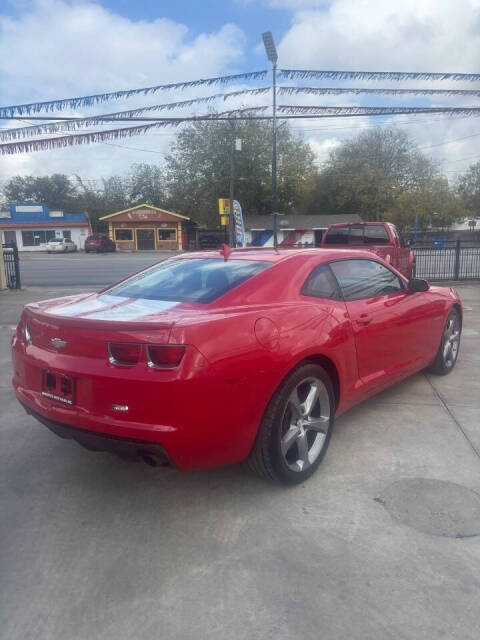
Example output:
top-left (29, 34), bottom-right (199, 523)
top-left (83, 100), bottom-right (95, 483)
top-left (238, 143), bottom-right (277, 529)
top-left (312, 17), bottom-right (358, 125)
top-left (75, 175), bottom-right (129, 231)
top-left (304, 129), bottom-right (438, 220)
top-left (4, 174), bottom-right (79, 210)
top-left (165, 120), bottom-right (315, 226)
top-left (457, 161), bottom-right (480, 219)
top-left (128, 164), bottom-right (166, 206)
top-left (385, 178), bottom-right (465, 231)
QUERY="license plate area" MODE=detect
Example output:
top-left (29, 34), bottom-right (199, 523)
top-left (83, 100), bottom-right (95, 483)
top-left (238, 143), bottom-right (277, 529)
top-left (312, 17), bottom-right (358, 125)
top-left (41, 370), bottom-right (75, 405)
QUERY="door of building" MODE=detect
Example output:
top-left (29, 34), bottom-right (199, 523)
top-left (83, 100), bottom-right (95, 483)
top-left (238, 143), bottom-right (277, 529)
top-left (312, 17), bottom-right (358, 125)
top-left (136, 228), bottom-right (155, 250)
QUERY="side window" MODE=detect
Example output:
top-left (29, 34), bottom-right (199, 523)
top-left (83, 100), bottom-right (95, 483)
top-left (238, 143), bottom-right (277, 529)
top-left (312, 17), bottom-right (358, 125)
top-left (330, 259), bottom-right (405, 300)
top-left (302, 264), bottom-right (339, 300)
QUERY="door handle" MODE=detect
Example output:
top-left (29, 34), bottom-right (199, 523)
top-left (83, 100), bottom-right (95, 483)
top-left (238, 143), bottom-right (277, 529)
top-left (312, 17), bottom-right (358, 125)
top-left (356, 314), bottom-right (372, 326)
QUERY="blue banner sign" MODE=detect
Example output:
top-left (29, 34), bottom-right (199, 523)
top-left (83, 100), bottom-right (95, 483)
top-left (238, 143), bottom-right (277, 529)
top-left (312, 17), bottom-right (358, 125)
top-left (233, 200), bottom-right (245, 246)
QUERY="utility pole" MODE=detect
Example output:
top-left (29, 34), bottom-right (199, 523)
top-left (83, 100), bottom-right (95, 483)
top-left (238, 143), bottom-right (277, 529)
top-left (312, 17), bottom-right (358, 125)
top-left (229, 121), bottom-right (235, 247)
top-left (262, 31), bottom-right (279, 247)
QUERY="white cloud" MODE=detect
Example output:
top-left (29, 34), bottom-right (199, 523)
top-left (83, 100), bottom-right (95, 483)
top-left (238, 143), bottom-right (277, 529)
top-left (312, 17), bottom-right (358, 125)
top-left (1, 0), bottom-right (479, 187)
top-left (0, 0), bottom-right (246, 182)
top-left (277, 0), bottom-right (480, 71)
top-left (274, 0), bottom-right (480, 178)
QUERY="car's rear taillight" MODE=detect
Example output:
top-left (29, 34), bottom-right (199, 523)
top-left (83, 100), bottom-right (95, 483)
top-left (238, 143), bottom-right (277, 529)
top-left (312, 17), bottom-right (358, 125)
top-left (23, 321), bottom-right (32, 345)
top-left (146, 345), bottom-right (186, 369)
top-left (108, 342), bottom-right (141, 366)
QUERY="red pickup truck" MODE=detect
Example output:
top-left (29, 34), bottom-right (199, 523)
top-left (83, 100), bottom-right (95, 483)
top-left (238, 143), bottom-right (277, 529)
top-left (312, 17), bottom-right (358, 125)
top-left (321, 221), bottom-right (415, 279)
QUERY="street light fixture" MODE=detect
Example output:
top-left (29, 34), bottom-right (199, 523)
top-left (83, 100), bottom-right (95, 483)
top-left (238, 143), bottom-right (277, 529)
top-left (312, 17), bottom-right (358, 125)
top-left (262, 32), bottom-right (278, 64)
top-left (262, 31), bottom-right (279, 247)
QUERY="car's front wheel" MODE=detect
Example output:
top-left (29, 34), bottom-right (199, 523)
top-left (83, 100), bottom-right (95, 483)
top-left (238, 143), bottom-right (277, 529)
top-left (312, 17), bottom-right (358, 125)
top-left (428, 308), bottom-right (461, 375)
top-left (248, 363), bottom-right (335, 484)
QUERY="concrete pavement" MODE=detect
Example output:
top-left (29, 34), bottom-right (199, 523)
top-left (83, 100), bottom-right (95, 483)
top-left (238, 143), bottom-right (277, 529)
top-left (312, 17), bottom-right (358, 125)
top-left (1, 284), bottom-right (479, 640)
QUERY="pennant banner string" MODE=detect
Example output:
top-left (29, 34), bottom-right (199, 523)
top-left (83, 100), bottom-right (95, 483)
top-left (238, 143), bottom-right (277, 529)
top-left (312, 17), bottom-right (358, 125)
top-left (3, 105), bottom-right (480, 155)
top-left (0, 70), bottom-right (269, 118)
top-left (0, 90), bottom-right (271, 141)
top-left (0, 108), bottom-right (270, 155)
top-left (278, 105), bottom-right (480, 116)
top-left (279, 69), bottom-right (480, 82)
top-left (278, 86), bottom-right (480, 97)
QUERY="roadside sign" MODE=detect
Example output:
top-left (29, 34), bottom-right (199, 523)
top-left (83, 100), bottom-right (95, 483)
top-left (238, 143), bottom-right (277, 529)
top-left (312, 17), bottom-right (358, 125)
top-left (218, 198), bottom-right (230, 216)
top-left (232, 200), bottom-right (245, 246)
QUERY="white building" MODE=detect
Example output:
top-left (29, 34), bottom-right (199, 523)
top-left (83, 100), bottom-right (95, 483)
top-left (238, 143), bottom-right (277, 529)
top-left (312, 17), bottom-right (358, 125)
top-left (244, 214), bottom-right (363, 247)
top-left (0, 203), bottom-right (89, 251)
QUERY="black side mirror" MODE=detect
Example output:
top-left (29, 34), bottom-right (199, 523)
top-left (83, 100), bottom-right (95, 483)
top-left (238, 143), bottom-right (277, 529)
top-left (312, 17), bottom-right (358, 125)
top-left (409, 277), bottom-right (429, 292)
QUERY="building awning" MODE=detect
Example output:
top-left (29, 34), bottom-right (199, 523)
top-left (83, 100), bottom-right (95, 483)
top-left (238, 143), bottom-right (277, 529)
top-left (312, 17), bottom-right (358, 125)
top-left (0, 222), bottom-right (88, 229)
top-left (100, 204), bottom-right (190, 221)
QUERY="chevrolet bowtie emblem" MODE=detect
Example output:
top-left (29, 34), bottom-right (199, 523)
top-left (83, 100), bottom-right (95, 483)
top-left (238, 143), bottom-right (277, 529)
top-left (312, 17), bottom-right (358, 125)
top-left (50, 337), bottom-right (67, 349)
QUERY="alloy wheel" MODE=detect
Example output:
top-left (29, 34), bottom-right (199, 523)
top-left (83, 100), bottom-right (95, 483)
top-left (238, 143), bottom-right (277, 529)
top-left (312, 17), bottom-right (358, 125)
top-left (443, 314), bottom-right (460, 368)
top-left (280, 377), bottom-right (331, 472)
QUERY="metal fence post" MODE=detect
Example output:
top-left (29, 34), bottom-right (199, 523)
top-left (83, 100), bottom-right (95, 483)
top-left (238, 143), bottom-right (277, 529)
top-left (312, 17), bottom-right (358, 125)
top-left (453, 238), bottom-right (461, 281)
top-left (0, 243), bottom-right (7, 290)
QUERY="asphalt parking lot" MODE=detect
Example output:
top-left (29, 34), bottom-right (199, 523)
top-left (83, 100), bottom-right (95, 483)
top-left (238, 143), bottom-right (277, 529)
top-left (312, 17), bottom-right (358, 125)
top-left (18, 251), bottom-right (176, 286)
top-left (1, 283), bottom-right (479, 640)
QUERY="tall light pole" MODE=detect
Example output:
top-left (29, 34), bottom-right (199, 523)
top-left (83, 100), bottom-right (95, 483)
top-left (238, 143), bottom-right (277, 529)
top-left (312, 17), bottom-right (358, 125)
top-left (262, 31), bottom-right (279, 247)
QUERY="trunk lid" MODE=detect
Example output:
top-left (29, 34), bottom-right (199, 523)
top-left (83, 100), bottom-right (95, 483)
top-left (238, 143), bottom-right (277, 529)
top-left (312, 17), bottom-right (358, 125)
top-left (22, 292), bottom-right (189, 358)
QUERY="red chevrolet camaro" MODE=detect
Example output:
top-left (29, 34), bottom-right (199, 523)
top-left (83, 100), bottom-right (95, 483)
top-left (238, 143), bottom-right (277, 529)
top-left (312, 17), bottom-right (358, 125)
top-left (12, 248), bottom-right (462, 484)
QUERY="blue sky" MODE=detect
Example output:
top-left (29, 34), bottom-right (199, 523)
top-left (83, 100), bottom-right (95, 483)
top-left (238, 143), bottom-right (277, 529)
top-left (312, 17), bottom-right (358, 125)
top-left (99, 0), bottom-right (291, 58)
top-left (1, 0), bottom-right (479, 183)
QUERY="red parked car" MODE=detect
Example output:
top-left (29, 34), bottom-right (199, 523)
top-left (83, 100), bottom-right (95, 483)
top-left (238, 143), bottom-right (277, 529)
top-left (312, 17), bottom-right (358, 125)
top-left (321, 221), bottom-right (415, 279)
top-left (84, 234), bottom-right (116, 253)
top-left (12, 248), bottom-right (461, 484)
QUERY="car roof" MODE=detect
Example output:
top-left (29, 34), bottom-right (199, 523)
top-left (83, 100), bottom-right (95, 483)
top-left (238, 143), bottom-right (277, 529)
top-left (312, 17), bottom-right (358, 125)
top-left (180, 248), bottom-right (383, 264)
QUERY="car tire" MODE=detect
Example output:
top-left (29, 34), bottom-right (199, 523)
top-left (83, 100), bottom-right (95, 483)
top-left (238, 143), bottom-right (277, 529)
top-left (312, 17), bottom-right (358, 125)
top-left (428, 308), bottom-right (461, 375)
top-left (248, 363), bottom-right (335, 484)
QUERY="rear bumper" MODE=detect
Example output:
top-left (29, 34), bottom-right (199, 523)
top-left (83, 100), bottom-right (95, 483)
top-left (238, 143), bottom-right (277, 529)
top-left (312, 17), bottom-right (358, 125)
top-left (11, 334), bottom-right (263, 470)
top-left (20, 401), bottom-right (172, 466)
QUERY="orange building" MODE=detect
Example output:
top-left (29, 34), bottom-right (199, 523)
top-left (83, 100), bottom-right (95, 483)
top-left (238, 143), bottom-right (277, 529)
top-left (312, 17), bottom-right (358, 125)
top-left (99, 204), bottom-right (191, 251)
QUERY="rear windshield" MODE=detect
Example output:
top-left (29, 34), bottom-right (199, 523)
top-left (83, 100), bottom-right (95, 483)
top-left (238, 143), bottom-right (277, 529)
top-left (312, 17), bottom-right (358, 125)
top-left (107, 258), bottom-right (270, 304)
top-left (324, 224), bottom-right (389, 245)
top-left (86, 236), bottom-right (101, 241)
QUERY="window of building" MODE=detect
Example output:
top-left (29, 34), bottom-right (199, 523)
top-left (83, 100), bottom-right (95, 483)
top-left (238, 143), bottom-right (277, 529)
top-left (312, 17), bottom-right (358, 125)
top-left (3, 230), bottom-right (16, 244)
top-left (63, 230), bottom-right (72, 240)
top-left (158, 228), bottom-right (177, 241)
top-left (21, 231), bottom-right (35, 246)
top-left (330, 259), bottom-right (405, 300)
top-left (22, 229), bottom-right (56, 246)
top-left (114, 228), bottom-right (133, 241)
top-left (302, 264), bottom-right (339, 300)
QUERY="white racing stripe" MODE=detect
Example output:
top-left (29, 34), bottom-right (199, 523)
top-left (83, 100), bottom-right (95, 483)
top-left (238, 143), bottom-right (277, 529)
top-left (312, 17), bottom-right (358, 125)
top-left (48, 294), bottom-right (178, 321)
top-left (47, 294), bottom-right (122, 317)
top-left (87, 298), bottom-right (178, 321)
